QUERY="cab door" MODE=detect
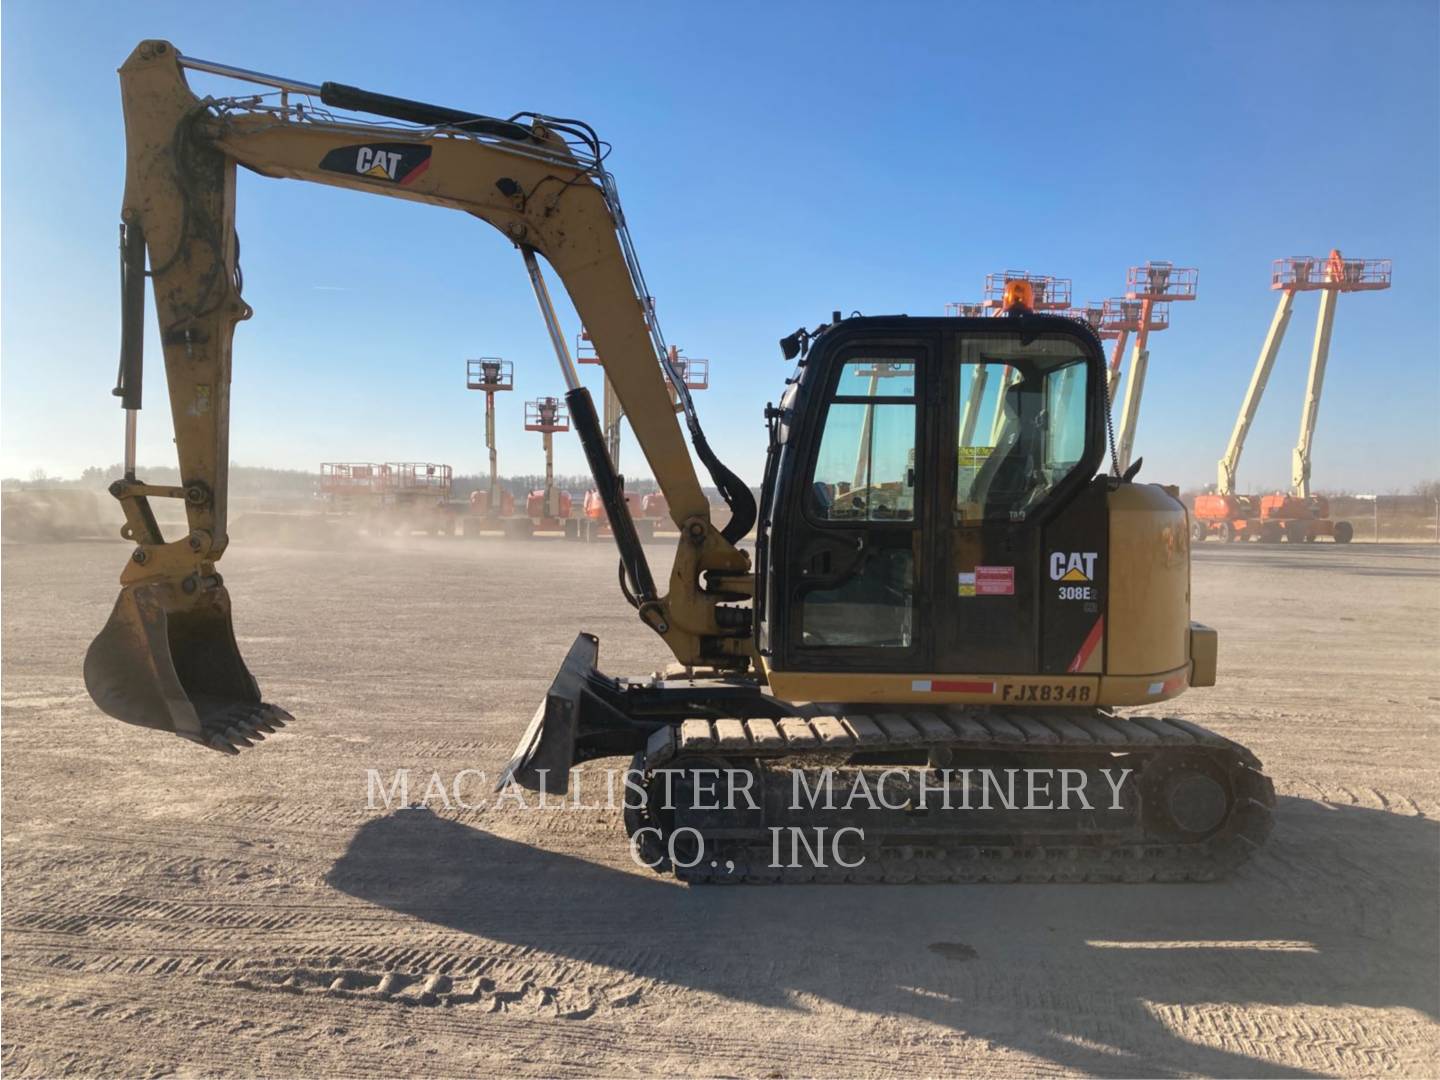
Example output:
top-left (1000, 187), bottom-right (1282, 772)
top-left (937, 324), bottom-right (1104, 674)
top-left (776, 333), bottom-right (937, 673)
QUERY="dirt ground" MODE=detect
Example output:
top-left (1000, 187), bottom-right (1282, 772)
top-left (2, 535), bottom-right (1437, 1077)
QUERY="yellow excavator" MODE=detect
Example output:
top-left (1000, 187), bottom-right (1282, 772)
top-left (86, 41), bottom-right (1272, 883)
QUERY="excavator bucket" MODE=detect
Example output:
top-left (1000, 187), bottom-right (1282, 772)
top-left (84, 578), bottom-right (291, 754)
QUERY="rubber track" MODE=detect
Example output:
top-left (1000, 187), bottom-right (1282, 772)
top-left (641, 707), bottom-right (1275, 884)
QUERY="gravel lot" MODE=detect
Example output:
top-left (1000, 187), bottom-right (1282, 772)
top-left (3, 536), bottom-right (1437, 1076)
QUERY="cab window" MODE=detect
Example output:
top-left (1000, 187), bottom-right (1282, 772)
top-left (953, 335), bottom-right (1091, 524)
top-left (809, 360), bottom-right (916, 522)
top-left (800, 356), bottom-right (918, 649)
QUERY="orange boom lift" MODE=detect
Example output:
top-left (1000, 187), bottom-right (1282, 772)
top-left (1196, 251), bottom-right (1392, 544)
top-left (464, 357), bottom-right (516, 523)
top-left (522, 397), bottom-right (573, 537)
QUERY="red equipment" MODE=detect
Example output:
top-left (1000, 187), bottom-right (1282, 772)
top-left (1257, 494), bottom-right (1352, 544)
top-left (527, 488), bottom-right (573, 523)
top-left (1193, 494), bottom-right (1260, 543)
top-left (982, 270), bottom-right (1072, 312)
top-left (318, 462), bottom-right (458, 535)
top-left (1067, 300), bottom-right (1109, 335)
top-left (465, 357), bottom-right (514, 521)
top-left (1193, 492), bottom-right (1354, 545)
top-left (469, 489), bottom-right (516, 516)
top-left (320, 462), bottom-right (389, 501)
top-left (583, 489), bottom-right (638, 519)
top-left (384, 462), bottom-right (457, 535)
top-left (663, 345), bottom-right (709, 408)
top-left (575, 329), bottom-right (600, 365)
top-left (523, 398), bottom-right (569, 434)
top-left (577, 489), bottom-right (649, 542)
top-left (524, 397), bottom-right (571, 532)
top-left (1200, 251), bottom-right (1391, 545)
top-left (1113, 262), bottom-right (1197, 473)
top-left (386, 462), bottom-right (452, 496)
top-left (1099, 296), bottom-right (1169, 395)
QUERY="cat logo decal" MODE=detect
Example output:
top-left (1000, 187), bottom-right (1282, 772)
top-left (319, 143), bottom-right (432, 186)
top-left (1050, 551), bottom-right (1099, 601)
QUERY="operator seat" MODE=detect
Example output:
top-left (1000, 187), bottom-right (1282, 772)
top-left (972, 378), bottom-right (1041, 519)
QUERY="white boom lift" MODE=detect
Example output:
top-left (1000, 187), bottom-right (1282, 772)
top-left (1216, 250), bottom-right (1392, 497)
top-left (1113, 262), bottom-right (1198, 474)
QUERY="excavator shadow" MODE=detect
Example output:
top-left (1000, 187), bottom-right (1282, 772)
top-left (327, 795), bottom-right (1437, 1077)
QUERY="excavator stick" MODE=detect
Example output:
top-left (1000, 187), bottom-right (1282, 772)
top-left (84, 576), bottom-right (290, 754)
top-left (84, 43), bottom-right (296, 753)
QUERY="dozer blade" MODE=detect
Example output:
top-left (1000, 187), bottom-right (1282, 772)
top-left (84, 578), bottom-right (291, 754)
top-left (496, 633), bottom-right (596, 795)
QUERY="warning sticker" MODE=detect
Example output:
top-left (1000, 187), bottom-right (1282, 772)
top-left (975, 565), bottom-right (1015, 596)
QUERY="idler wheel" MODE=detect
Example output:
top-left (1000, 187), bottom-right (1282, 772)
top-left (1164, 770), bottom-right (1229, 835)
top-left (1141, 753), bottom-right (1232, 838)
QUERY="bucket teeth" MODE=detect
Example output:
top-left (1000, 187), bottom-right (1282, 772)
top-left (260, 704), bottom-right (291, 729)
top-left (195, 703), bottom-right (294, 755)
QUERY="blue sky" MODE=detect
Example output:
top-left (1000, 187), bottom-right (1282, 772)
top-left (3, 0), bottom-right (1437, 493)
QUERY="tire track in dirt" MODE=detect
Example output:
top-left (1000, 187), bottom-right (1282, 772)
top-left (2, 969), bottom-right (936, 1078)
top-left (6, 541), bottom-right (1438, 1077)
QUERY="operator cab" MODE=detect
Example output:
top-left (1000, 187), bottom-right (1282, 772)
top-left (758, 314), bottom-right (1108, 679)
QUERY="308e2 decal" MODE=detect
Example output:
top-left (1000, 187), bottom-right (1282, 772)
top-left (1049, 550), bottom-right (1098, 601)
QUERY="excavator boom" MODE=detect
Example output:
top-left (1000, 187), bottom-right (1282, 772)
top-left (87, 41), bottom-right (753, 750)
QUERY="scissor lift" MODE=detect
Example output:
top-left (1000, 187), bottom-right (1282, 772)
top-left (384, 462), bottom-right (458, 536)
top-left (319, 462), bottom-right (389, 511)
